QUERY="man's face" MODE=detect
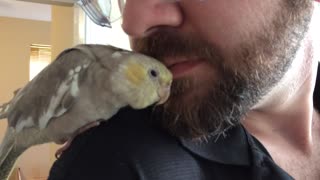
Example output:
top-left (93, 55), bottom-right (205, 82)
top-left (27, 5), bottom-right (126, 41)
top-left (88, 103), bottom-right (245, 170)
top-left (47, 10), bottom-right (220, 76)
top-left (121, 0), bottom-right (313, 138)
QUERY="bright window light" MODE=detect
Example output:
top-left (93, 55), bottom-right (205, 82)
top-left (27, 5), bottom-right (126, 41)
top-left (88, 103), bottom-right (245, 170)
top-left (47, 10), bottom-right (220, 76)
top-left (29, 44), bottom-right (51, 80)
top-left (85, 16), bottom-right (130, 50)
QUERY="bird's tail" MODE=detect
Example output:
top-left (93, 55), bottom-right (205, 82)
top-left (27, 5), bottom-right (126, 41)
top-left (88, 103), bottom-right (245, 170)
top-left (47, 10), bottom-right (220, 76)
top-left (0, 102), bottom-right (10, 120)
top-left (0, 128), bottom-right (25, 180)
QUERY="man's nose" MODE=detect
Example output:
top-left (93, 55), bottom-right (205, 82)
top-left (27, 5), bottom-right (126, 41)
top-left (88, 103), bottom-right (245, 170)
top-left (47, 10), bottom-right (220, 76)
top-left (121, 0), bottom-right (183, 38)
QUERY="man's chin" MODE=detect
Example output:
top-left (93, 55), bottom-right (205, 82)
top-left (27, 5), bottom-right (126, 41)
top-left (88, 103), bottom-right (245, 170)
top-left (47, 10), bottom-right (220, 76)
top-left (165, 78), bottom-right (211, 110)
top-left (168, 90), bottom-right (206, 109)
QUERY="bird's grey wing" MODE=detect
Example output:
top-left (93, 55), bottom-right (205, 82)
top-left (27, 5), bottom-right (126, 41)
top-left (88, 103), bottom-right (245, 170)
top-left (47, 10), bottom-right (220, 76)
top-left (7, 46), bottom-right (94, 132)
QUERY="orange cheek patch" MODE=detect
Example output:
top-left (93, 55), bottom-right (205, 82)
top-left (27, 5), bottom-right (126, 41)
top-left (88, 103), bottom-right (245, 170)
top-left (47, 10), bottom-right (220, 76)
top-left (125, 62), bottom-right (146, 86)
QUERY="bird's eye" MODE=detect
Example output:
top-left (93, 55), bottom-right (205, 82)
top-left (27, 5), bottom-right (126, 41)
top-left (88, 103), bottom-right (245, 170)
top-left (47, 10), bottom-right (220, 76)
top-left (149, 69), bottom-right (158, 78)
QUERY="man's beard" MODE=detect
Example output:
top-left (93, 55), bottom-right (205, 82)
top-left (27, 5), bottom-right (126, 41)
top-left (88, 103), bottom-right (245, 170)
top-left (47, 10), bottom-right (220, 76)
top-left (132, 0), bottom-right (313, 139)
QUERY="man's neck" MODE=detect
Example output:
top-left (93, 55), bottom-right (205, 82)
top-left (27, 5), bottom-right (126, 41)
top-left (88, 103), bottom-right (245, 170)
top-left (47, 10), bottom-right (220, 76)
top-left (242, 4), bottom-right (320, 154)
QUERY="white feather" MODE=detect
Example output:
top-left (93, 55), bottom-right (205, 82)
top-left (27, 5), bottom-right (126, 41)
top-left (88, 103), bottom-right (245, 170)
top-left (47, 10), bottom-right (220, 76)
top-left (16, 116), bottom-right (34, 132)
top-left (39, 78), bottom-right (71, 129)
top-left (111, 52), bottom-right (122, 58)
top-left (55, 108), bottom-right (68, 117)
top-left (68, 69), bottom-right (75, 76)
top-left (83, 64), bottom-right (89, 68)
top-left (75, 66), bottom-right (82, 73)
top-left (4, 105), bottom-right (10, 112)
top-left (70, 73), bottom-right (79, 97)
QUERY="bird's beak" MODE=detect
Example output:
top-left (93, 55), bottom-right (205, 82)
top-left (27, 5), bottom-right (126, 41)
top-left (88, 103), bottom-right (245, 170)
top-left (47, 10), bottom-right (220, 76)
top-left (156, 85), bottom-right (171, 105)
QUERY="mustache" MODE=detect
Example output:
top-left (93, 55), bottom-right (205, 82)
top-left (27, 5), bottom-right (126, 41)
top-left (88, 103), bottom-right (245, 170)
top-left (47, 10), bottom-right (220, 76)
top-left (131, 29), bottom-right (223, 65)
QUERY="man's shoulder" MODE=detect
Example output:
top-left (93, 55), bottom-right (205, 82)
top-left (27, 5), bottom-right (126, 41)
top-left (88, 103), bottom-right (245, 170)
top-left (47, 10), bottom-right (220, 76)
top-left (49, 108), bottom-right (268, 180)
top-left (58, 106), bottom-right (181, 158)
top-left (82, 107), bottom-right (181, 157)
top-left (102, 107), bottom-right (168, 142)
top-left (48, 107), bottom-right (192, 180)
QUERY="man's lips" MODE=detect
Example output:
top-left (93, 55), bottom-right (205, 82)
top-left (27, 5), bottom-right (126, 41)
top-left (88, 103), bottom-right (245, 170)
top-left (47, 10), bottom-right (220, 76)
top-left (163, 57), bottom-right (205, 78)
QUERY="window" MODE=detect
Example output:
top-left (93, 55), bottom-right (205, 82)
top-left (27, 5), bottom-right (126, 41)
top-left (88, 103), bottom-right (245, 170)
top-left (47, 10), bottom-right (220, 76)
top-left (29, 44), bottom-right (51, 80)
top-left (85, 16), bottom-right (130, 50)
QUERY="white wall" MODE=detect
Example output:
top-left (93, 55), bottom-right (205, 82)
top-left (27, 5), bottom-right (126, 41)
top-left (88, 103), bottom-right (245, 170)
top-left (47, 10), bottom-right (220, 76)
top-left (0, 0), bottom-right (51, 21)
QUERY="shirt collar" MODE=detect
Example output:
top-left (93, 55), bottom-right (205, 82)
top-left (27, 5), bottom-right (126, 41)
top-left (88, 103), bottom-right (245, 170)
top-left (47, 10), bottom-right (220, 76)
top-left (179, 125), bottom-right (251, 166)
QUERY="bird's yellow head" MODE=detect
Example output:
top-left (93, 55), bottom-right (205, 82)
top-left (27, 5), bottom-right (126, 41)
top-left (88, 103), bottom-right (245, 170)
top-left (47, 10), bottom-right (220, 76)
top-left (112, 52), bottom-right (172, 109)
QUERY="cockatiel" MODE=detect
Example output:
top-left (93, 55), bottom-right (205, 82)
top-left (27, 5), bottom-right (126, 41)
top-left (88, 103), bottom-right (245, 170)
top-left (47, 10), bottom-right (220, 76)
top-left (0, 44), bottom-right (172, 180)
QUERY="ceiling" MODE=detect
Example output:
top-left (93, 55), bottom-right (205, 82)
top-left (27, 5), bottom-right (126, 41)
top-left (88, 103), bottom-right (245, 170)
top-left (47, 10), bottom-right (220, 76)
top-left (0, 0), bottom-right (51, 21)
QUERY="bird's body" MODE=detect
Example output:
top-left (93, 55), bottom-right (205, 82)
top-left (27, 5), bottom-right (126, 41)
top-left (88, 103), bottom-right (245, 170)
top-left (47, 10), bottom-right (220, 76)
top-left (0, 44), bottom-right (172, 180)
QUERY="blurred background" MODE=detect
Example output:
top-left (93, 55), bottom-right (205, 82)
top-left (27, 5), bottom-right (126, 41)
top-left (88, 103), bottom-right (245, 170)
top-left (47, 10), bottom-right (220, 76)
top-left (0, 0), bottom-right (129, 179)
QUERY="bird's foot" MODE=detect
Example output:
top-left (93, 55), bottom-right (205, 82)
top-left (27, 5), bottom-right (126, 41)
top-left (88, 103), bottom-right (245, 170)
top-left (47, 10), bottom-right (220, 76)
top-left (55, 121), bottom-right (101, 159)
